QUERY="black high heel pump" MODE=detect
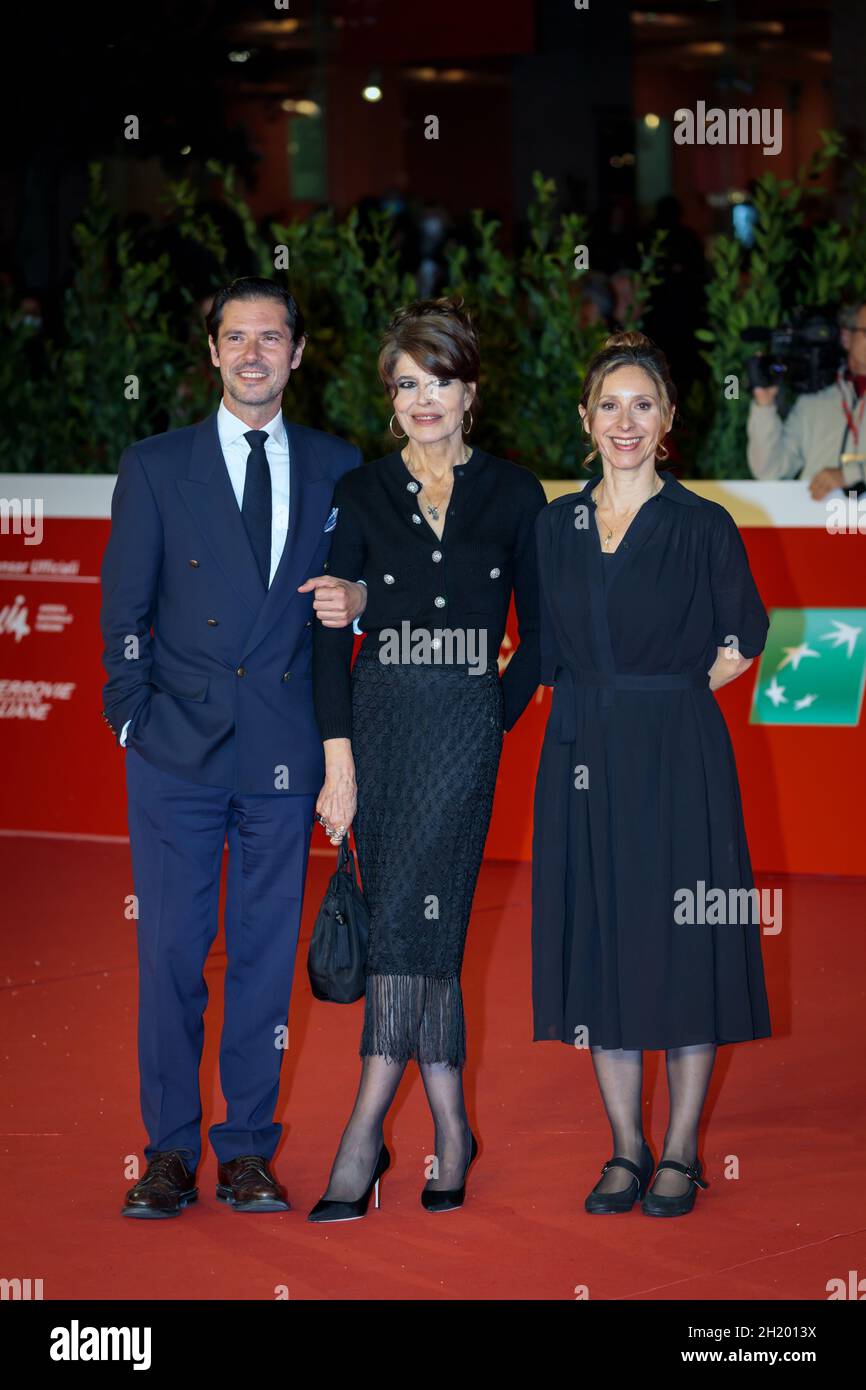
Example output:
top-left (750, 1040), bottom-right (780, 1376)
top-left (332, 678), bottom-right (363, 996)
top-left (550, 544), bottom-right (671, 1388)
top-left (421, 1131), bottom-right (479, 1213)
top-left (307, 1144), bottom-right (390, 1224)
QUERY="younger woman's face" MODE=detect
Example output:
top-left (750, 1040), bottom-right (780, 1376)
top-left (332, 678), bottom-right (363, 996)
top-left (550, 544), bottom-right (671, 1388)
top-left (580, 364), bottom-right (672, 471)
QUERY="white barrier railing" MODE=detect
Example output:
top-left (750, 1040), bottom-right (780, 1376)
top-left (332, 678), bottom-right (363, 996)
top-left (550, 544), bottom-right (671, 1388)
top-left (0, 473), bottom-right (854, 528)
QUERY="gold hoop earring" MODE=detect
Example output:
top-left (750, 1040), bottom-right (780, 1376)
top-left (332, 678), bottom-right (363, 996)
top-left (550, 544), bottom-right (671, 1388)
top-left (389, 414), bottom-right (407, 440)
top-left (655, 441), bottom-right (669, 461)
top-left (462, 410), bottom-right (474, 434)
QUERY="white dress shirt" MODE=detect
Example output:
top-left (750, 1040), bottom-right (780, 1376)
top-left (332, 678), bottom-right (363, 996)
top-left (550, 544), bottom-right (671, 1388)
top-left (120, 401), bottom-right (291, 746)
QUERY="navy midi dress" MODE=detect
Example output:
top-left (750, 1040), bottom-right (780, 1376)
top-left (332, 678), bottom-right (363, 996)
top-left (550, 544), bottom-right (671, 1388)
top-left (531, 470), bottom-right (772, 1050)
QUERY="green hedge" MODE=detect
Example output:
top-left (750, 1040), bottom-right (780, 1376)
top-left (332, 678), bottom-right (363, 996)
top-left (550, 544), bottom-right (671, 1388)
top-left (4, 137), bottom-right (864, 479)
top-left (696, 131), bottom-right (866, 478)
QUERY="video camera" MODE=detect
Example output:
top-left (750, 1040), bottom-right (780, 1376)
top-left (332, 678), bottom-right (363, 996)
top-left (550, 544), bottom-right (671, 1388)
top-left (743, 308), bottom-right (841, 395)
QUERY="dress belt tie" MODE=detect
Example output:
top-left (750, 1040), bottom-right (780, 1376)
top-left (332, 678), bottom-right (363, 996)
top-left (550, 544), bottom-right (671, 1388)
top-left (551, 665), bottom-right (710, 740)
top-left (573, 668), bottom-right (709, 692)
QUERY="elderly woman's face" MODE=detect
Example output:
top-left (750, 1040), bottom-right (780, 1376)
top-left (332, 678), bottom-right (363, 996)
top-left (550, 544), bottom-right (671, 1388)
top-left (391, 352), bottom-right (474, 446)
top-left (580, 364), bottom-right (671, 469)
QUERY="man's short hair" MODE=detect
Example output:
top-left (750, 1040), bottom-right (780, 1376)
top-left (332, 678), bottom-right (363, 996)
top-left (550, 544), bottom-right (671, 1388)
top-left (206, 277), bottom-right (305, 343)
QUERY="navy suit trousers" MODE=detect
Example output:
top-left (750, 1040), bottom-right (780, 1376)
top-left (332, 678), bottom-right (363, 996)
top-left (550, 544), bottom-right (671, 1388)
top-left (125, 745), bottom-right (316, 1170)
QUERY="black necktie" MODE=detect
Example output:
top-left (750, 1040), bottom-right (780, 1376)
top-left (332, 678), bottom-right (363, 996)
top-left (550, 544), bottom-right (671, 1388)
top-left (241, 430), bottom-right (272, 589)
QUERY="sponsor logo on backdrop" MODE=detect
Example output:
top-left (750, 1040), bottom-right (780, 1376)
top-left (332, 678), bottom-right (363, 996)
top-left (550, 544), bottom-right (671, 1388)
top-left (750, 609), bottom-right (866, 727)
top-left (0, 558), bottom-right (81, 576)
top-left (0, 595), bottom-right (75, 642)
top-left (35, 603), bottom-right (74, 634)
top-left (0, 679), bottom-right (76, 721)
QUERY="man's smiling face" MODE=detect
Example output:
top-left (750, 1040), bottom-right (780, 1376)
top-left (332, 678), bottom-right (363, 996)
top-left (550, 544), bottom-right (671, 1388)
top-left (209, 297), bottom-right (305, 415)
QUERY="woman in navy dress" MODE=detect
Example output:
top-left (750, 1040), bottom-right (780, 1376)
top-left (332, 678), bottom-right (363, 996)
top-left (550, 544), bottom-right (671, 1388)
top-left (532, 331), bottom-right (772, 1217)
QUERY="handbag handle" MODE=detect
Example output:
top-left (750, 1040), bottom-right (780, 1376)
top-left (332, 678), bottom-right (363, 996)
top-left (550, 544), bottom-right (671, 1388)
top-left (337, 836), bottom-right (359, 883)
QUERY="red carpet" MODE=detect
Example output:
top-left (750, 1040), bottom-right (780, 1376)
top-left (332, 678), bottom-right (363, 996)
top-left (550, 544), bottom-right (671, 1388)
top-left (1, 835), bottom-right (864, 1301)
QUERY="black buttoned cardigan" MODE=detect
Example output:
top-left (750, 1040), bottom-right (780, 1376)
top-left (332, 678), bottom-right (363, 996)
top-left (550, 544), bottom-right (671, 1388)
top-left (312, 447), bottom-right (548, 741)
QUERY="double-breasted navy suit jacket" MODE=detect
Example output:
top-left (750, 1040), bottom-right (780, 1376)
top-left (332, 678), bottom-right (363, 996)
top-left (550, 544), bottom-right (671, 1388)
top-left (99, 410), bottom-right (361, 794)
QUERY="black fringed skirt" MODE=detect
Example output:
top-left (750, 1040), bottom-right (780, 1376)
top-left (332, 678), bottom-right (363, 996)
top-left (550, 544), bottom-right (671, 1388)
top-left (350, 643), bottom-right (504, 1069)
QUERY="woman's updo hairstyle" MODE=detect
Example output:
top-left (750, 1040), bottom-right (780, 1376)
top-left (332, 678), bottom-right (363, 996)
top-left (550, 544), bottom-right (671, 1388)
top-left (378, 296), bottom-right (480, 419)
top-left (580, 330), bottom-right (676, 468)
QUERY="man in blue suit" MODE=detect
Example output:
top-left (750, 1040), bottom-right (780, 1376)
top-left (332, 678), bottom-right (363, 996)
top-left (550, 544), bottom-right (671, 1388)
top-left (100, 277), bottom-right (367, 1217)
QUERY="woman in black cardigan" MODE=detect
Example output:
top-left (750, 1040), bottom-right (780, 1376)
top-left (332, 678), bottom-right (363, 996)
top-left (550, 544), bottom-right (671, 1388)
top-left (308, 297), bottom-right (546, 1222)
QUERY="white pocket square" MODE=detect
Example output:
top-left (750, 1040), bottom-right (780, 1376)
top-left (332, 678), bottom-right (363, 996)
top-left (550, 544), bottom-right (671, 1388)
top-left (324, 506), bottom-right (339, 533)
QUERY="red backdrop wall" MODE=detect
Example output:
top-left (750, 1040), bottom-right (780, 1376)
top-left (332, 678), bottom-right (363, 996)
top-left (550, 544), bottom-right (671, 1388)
top-left (1, 483), bottom-right (864, 877)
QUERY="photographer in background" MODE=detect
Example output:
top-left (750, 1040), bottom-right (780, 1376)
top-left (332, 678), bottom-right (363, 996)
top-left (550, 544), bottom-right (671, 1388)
top-left (748, 301), bottom-right (866, 500)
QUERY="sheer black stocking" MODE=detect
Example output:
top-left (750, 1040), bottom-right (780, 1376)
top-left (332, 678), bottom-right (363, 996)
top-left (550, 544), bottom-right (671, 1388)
top-left (321, 1054), bottom-right (407, 1201)
top-left (650, 1042), bottom-right (717, 1197)
top-left (588, 1045), bottom-right (646, 1194)
top-left (419, 1061), bottom-right (471, 1192)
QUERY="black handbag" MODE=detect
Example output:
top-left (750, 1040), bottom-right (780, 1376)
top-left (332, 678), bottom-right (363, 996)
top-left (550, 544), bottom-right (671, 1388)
top-left (307, 838), bottom-right (370, 1003)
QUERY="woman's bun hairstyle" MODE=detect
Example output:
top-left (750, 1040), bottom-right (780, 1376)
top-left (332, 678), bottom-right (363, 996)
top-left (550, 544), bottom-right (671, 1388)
top-left (600, 330), bottom-right (656, 352)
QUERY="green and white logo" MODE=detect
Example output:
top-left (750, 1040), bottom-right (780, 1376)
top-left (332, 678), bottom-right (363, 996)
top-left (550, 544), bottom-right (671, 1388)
top-left (750, 609), bottom-right (866, 727)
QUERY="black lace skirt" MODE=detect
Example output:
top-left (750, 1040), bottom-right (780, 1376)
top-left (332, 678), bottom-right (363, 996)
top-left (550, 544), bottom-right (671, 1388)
top-left (350, 643), bottom-right (504, 1069)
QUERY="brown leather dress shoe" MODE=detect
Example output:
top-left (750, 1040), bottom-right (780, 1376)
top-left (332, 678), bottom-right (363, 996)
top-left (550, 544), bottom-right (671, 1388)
top-left (121, 1150), bottom-right (198, 1219)
top-left (216, 1155), bottom-right (291, 1212)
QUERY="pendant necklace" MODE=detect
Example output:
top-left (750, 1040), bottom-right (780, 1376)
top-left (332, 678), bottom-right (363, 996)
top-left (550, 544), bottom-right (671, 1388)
top-left (406, 447), bottom-right (472, 520)
top-left (598, 474), bottom-right (663, 549)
